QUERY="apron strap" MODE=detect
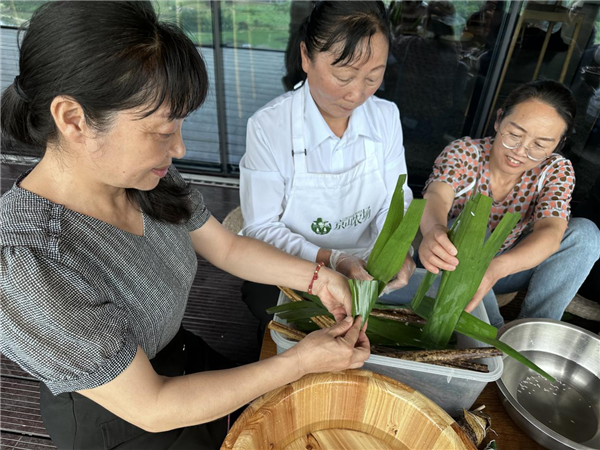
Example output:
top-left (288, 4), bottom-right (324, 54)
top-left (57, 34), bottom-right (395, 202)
top-left (291, 82), bottom-right (308, 174)
top-left (292, 148), bottom-right (308, 173)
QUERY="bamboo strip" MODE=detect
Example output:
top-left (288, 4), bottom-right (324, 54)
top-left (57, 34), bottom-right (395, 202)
top-left (267, 321), bottom-right (307, 341)
top-left (267, 323), bottom-right (491, 372)
top-left (278, 287), bottom-right (335, 329)
top-left (371, 346), bottom-right (501, 362)
top-left (429, 360), bottom-right (489, 373)
top-left (370, 309), bottom-right (427, 325)
top-left (311, 315), bottom-right (336, 329)
top-left (278, 286), bottom-right (304, 303)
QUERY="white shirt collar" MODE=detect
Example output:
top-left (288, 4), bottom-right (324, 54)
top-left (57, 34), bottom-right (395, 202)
top-left (299, 80), bottom-right (381, 155)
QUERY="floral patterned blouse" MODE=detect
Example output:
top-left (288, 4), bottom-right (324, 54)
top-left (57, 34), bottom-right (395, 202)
top-left (424, 136), bottom-right (574, 253)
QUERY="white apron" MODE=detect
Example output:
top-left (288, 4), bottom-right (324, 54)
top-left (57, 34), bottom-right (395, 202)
top-left (279, 84), bottom-right (387, 254)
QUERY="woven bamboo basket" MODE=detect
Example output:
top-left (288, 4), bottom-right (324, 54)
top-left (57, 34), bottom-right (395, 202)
top-left (221, 370), bottom-right (476, 450)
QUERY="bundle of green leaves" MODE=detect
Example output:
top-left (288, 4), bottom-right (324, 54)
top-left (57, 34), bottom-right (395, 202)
top-left (268, 181), bottom-right (554, 381)
top-left (350, 174), bottom-right (426, 325)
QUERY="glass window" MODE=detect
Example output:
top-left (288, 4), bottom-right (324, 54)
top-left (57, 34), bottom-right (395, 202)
top-left (1, 0), bottom-right (598, 209)
top-left (154, 1), bottom-right (213, 47)
top-left (0, 0), bottom-right (223, 170)
top-left (487, 1), bottom-right (600, 204)
top-left (1, 1), bottom-right (46, 26)
top-left (378, 1), bottom-right (507, 193)
top-left (220, 1), bottom-right (291, 51)
top-left (216, 1), bottom-right (293, 169)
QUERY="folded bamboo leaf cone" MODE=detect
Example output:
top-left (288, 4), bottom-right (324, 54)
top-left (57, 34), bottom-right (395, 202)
top-left (455, 407), bottom-right (492, 447)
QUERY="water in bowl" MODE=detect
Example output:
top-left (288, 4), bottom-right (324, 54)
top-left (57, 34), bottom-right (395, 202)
top-left (504, 350), bottom-right (600, 448)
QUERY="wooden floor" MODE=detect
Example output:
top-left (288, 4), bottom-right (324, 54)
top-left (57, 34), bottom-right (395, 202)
top-left (0, 161), bottom-right (254, 448)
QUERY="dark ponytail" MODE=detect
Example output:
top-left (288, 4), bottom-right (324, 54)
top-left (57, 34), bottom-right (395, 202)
top-left (283, 1), bottom-right (391, 91)
top-left (1, 1), bottom-right (209, 224)
top-left (2, 77), bottom-right (41, 157)
top-left (283, 19), bottom-right (309, 92)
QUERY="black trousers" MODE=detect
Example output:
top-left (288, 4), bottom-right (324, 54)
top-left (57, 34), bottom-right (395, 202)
top-left (40, 327), bottom-right (240, 450)
top-left (241, 281), bottom-right (281, 346)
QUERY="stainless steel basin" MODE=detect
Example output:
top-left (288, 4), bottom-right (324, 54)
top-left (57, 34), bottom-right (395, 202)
top-left (497, 319), bottom-right (600, 450)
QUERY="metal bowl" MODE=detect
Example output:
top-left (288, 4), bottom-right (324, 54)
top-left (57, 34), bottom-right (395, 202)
top-left (496, 319), bottom-right (600, 450)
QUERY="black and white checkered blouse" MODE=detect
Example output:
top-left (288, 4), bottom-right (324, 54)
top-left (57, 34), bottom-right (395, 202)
top-left (0, 167), bottom-right (210, 394)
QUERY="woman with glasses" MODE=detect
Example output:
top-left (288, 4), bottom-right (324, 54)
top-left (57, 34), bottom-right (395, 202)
top-left (419, 79), bottom-right (600, 328)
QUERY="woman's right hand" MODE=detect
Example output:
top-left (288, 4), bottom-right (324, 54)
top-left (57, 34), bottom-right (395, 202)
top-left (329, 250), bottom-right (373, 281)
top-left (290, 316), bottom-right (370, 376)
top-left (419, 224), bottom-right (459, 274)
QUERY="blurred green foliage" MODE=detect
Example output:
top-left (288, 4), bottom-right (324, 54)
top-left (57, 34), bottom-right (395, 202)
top-left (1, 0), bottom-right (599, 49)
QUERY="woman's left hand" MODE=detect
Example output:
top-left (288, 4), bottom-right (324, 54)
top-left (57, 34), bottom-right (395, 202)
top-left (382, 256), bottom-right (416, 295)
top-left (311, 267), bottom-right (353, 323)
top-left (465, 258), bottom-right (507, 312)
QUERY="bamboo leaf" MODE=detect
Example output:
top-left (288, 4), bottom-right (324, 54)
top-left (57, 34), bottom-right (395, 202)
top-left (367, 199), bottom-right (426, 288)
top-left (481, 212), bottom-right (521, 260)
top-left (298, 291), bottom-right (326, 308)
top-left (266, 301), bottom-right (322, 315)
top-left (278, 308), bottom-right (333, 321)
top-left (411, 296), bottom-right (497, 340)
top-left (367, 331), bottom-right (408, 346)
top-left (428, 196), bottom-right (492, 331)
top-left (366, 317), bottom-right (431, 349)
top-left (410, 270), bottom-right (438, 311)
top-left (373, 303), bottom-right (414, 311)
top-left (349, 279), bottom-right (379, 326)
top-left (457, 327), bottom-right (555, 382)
top-left (293, 319), bottom-right (321, 333)
top-left (368, 174), bottom-right (406, 266)
top-left (423, 194), bottom-right (519, 348)
top-left (410, 296), bottom-right (552, 380)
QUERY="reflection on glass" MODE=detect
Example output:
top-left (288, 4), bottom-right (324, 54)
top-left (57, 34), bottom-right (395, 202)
top-left (153, 1), bottom-right (213, 47)
top-left (0, 1), bottom-right (46, 26)
top-left (220, 1), bottom-right (290, 50)
top-left (379, 1), bottom-right (502, 190)
top-left (1, 0), bottom-right (598, 202)
top-left (153, 1), bottom-right (218, 167)
top-left (220, 1), bottom-right (292, 167)
top-left (491, 1), bottom-right (600, 203)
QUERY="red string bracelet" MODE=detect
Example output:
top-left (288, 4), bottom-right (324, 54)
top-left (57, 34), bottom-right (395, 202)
top-left (307, 262), bottom-right (324, 295)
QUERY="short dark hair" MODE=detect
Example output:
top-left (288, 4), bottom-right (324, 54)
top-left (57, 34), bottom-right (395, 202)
top-left (283, 1), bottom-right (391, 91)
top-left (498, 79), bottom-right (577, 150)
top-left (1, 1), bottom-right (209, 223)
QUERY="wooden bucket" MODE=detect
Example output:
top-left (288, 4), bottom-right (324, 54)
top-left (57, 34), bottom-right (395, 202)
top-left (222, 370), bottom-right (476, 450)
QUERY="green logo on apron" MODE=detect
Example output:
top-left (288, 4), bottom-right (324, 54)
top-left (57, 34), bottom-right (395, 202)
top-left (311, 218), bottom-right (332, 235)
top-left (334, 206), bottom-right (372, 230)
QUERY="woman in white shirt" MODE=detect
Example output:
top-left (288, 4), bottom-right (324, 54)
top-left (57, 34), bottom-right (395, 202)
top-left (240, 1), bottom-right (415, 341)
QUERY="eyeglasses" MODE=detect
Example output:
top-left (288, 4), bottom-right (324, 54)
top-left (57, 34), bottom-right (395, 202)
top-left (498, 130), bottom-right (552, 162)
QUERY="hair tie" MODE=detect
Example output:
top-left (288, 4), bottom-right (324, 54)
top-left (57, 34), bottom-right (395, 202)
top-left (13, 76), bottom-right (30, 103)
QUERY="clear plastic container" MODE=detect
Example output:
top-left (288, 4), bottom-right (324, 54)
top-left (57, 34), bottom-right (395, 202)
top-left (271, 287), bottom-right (504, 415)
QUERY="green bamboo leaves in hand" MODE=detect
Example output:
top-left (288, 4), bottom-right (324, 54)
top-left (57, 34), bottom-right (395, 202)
top-left (414, 193), bottom-right (520, 349)
top-left (348, 175), bottom-right (426, 325)
top-left (366, 175), bottom-right (426, 295)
